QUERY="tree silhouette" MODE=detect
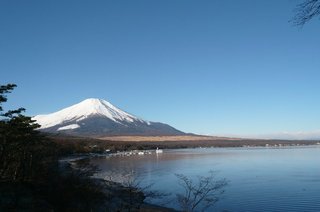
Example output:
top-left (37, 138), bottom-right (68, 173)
top-left (292, 0), bottom-right (320, 26)
top-left (0, 84), bottom-right (51, 182)
top-left (175, 171), bottom-right (227, 212)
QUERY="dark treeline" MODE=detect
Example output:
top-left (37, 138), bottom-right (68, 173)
top-left (51, 135), bottom-right (320, 154)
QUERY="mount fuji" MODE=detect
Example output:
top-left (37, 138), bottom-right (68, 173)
top-left (33, 98), bottom-right (184, 137)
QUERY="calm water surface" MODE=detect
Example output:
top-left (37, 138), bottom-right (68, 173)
top-left (92, 146), bottom-right (320, 211)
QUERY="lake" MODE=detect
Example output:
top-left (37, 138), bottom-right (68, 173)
top-left (91, 146), bottom-right (320, 211)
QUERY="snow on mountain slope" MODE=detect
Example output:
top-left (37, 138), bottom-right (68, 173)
top-left (34, 98), bottom-right (147, 129)
top-left (57, 124), bottom-right (80, 131)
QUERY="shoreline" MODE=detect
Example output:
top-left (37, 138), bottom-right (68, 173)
top-left (61, 142), bottom-right (320, 161)
top-left (51, 134), bottom-right (320, 155)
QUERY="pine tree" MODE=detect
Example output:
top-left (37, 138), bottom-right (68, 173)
top-left (0, 84), bottom-right (49, 182)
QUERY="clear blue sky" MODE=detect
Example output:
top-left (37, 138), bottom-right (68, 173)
top-left (1, 0), bottom-right (320, 135)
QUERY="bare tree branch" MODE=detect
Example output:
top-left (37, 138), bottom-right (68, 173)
top-left (175, 170), bottom-right (227, 212)
top-left (105, 170), bottom-right (169, 211)
top-left (292, 0), bottom-right (320, 26)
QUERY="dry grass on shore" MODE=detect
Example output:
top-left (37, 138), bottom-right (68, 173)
top-left (50, 134), bottom-right (320, 154)
top-left (98, 135), bottom-right (242, 142)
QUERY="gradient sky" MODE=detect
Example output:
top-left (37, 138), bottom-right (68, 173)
top-left (1, 0), bottom-right (320, 136)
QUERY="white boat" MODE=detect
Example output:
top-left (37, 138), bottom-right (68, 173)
top-left (156, 147), bottom-right (163, 154)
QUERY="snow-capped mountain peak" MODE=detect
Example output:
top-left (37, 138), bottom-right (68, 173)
top-left (32, 98), bottom-right (184, 136)
top-left (34, 98), bottom-right (145, 129)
